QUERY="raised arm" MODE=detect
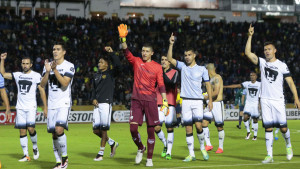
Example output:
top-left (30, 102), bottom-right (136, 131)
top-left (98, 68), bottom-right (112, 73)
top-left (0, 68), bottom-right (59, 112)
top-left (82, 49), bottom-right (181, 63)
top-left (40, 59), bottom-right (51, 88)
top-left (245, 24), bottom-right (259, 65)
top-left (0, 53), bottom-right (13, 80)
top-left (105, 46), bottom-right (122, 75)
top-left (223, 84), bottom-right (242, 89)
top-left (167, 33), bottom-right (177, 66)
top-left (285, 77), bottom-right (300, 109)
top-left (51, 61), bottom-right (73, 88)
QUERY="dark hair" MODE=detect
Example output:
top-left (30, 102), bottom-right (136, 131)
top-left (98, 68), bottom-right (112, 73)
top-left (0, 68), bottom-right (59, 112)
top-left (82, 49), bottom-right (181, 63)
top-left (184, 47), bottom-right (195, 54)
top-left (142, 43), bottom-right (154, 52)
top-left (264, 41), bottom-right (276, 48)
top-left (250, 71), bottom-right (257, 75)
top-left (53, 42), bottom-right (66, 51)
top-left (99, 55), bottom-right (111, 67)
top-left (22, 56), bottom-right (33, 64)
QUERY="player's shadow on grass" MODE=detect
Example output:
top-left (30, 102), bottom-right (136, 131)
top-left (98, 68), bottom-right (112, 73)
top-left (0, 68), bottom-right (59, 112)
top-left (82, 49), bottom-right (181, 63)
top-left (79, 152), bottom-right (96, 158)
top-left (34, 160), bottom-right (56, 169)
top-left (273, 154), bottom-right (287, 157)
top-left (7, 153), bottom-right (21, 160)
top-left (225, 154), bottom-right (261, 161)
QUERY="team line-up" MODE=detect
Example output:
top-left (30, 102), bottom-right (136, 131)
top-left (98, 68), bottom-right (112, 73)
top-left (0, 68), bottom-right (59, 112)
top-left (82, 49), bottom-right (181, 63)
top-left (0, 24), bottom-right (299, 168)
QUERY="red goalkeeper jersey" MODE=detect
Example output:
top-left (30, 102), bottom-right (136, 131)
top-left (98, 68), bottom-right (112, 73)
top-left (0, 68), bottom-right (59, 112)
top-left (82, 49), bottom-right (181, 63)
top-left (123, 48), bottom-right (166, 102)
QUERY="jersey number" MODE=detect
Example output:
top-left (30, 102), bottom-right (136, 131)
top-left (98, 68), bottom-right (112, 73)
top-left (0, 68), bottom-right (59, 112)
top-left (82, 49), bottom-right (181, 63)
top-left (49, 74), bottom-right (62, 91)
top-left (19, 80), bottom-right (33, 95)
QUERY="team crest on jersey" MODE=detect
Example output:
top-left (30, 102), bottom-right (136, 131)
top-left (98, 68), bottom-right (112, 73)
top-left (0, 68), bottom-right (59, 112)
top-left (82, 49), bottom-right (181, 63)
top-left (264, 67), bottom-right (278, 83)
top-left (248, 88), bottom-right (258, 98)
top-left (102, 75), bottom-right (106, 79)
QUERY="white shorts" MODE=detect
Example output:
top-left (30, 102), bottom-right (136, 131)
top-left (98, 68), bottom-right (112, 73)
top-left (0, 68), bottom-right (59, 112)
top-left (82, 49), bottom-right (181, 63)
top-left (244, 102), bottom-right (260, 119)
top-left (182, 99), bottom-right (203, 126)
top-left (260, 98), bottom-right (287, 128)
top-left (203, 101), bottom-right (225, 127)
top-left (15, 109), bottom-right (37, 129)
top-left (93, 103), bottom-right (112, 130)
top-left (158, 106), bottom-right (177, 128)
top-left (47, 107), bottom-right (70, 133)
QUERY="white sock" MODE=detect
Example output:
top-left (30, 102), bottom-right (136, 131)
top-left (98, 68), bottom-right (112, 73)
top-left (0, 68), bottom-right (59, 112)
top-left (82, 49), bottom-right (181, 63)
top-left (53, 139), bottom-right (61, 163)
top-left (98, 147), bottom-right (105, 156)
top-left (203, 127), bottom-right (212, 146)
top-left (282, 129), bottom-right (292, 148)
top-left (197, 131), bottom-right (205, 151)
top-left (244, 120), bottom-right (250, 133)
top-left (156, 130), bottom-right (167, 147)
top-left (186, 135), bottom-right (195, 157)
top-left (30, 131), bottom-right (38, 149)
top-left (166, 131), bottom-right (174, 155)
top-left (265, 131), bottom-right (273, 157)
top-left (253, 123), bottom-right (258, 137)
top-left (20, 136), bottom-right (28, 156)
top-left (218, 130), bottom-right (225, 150)
top-left (275, 128), bottom-right (279, 134)
top-left (57, 133), bottom-right (68, 157)
top-left (107, 138), bottom-right (115, 146)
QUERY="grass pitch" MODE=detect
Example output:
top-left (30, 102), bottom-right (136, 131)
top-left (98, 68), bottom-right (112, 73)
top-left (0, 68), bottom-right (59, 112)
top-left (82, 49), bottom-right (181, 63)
top-left (1, 121), bottom-right (300, 169)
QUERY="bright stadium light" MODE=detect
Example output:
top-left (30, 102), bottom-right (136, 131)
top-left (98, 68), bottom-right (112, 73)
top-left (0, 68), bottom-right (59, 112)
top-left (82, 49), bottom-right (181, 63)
top-left (296, 0), bottom-right (300, 5)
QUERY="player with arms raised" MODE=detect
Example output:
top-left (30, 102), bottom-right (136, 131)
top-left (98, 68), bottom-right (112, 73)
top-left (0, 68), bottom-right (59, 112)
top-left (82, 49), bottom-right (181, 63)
top-left (41, 43), bottom-right (75, 169)
top-left (1, 53), bottom-right (47, 162)
top-left (245, 24), bottom-right (300, 163)
top-left (202, 63), bottom-right (225, 153)
top-left (118, 24), bottom-right (168, 167)
top-left (167, 33), bottom-right (213, 162)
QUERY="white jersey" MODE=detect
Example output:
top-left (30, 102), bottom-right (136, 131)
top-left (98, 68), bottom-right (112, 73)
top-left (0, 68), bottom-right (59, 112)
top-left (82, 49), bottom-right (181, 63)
top-left (176, 61), bottom-right (209, 99)
top-left (258, 57), bottom-right (290, 101)
top-left (43, 60), bottom-right (75, 109)
top-left (12, 71), bottom-right (41, 110)
top-left (242, 81), bottom-right (261, 103)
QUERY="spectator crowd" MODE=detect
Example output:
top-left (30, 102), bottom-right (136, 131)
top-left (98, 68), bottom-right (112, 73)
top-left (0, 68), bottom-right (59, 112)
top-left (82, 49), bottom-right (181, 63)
top-left (0, 13), bottom-right (299, 108)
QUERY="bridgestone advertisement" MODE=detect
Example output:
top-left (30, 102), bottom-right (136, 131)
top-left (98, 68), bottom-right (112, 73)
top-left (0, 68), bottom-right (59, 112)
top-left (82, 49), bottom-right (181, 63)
top-left (0, 109), bottom-right (299, 124)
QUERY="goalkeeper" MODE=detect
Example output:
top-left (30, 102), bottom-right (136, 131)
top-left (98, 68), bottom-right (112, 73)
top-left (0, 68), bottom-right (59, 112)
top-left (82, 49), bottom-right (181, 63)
top-left (118, 24), bottom-right (168, 167)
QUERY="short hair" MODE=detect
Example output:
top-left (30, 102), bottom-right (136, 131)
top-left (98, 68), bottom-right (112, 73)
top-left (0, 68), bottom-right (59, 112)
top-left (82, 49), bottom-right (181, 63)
top-left (53, 42), bottom-right (66, 51)
top-left (21, 56), bottom-right (33, 64)
top-left (99, 55), bottom-right (110, 67)
top-left (184, 47), bottom-right (195, 54)
top-left (142, 43), bottom-right (154, 52)
top-left (250, 71), bottom-right (257, 75)
top-left (206, 63), bottom-right (216, 69)
top-left (264, 41), bottom-right (276, 48)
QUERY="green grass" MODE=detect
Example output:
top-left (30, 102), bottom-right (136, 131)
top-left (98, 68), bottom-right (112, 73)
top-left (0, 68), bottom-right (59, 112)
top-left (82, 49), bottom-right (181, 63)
top-left (1, 121), bottom-right (300, 169)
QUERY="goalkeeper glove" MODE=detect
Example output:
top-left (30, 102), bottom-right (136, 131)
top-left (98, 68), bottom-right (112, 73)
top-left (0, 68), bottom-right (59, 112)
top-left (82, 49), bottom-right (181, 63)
top-left (118, 24), bottom-right (128, 42)
top-left (160, 99), bottom-right (169, 116)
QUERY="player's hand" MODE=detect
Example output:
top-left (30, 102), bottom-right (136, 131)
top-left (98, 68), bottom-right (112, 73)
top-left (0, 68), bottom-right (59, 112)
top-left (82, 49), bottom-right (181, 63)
top-left (248, 24), bottom-right (254, 36)
top-left (43, 107), bottom-right (48, 118)
top-left (44, 59), bottom-right (51, 72)
top-left (208, 101), bottom-right (213, 112)
top-left (93, 99), bottom-right (99, 107)
top-left (51, 60), bottom-right (57, 70)
top-left (5, 109), bottom-right (11, 122)
top-left (105, 46), bottom-right (113, 53)
top-left (1, 53), bottom-right (7, 60)
top-left (202, 92), bottom-right (208, 100)
top-left (295, 99), bottom-right (300, 110)
top-left (118, 24), bottom-right (128, 38)
top-left (160, 99), bottom-right (169, 116)
top-left (169, 33), bottom-right (175, 45)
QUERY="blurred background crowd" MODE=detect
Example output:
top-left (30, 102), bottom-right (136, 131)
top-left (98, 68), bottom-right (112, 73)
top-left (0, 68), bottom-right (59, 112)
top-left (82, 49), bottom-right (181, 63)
top-left (0, 13), bottom-right (299, 108)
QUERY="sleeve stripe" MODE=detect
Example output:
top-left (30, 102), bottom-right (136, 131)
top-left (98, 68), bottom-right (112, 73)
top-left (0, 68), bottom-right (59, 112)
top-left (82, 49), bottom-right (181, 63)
top-left (283, 73), bottom-right (291, 78)
top-left (64, 72), bottom-right (74, 78)
top-left (0, 86), bottom-right (4, 89)
top-left (203, 80), bottom-right (210, 82)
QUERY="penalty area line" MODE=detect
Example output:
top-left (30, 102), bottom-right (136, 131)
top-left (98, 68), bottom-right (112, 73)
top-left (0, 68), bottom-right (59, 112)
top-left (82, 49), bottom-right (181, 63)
top-left (155, 161), bottom-right (300, 169)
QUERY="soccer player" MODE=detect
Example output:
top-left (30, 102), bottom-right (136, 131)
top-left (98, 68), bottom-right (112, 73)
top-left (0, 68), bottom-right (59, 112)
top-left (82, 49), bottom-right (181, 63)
top-left (0, 61), bottom-right (11, 124)
top-left (245, 24), bottom-right (300, 163)
top-left (40, 43), bottom-right (75, 169)
top-left (224, 72), bottom-right (261, 140)
top-left (0, 53), bottom-right (47, 162)
top-left (167, 33), bottom-right (212, 162)
top-left (155, 55), bottom-right (179, 160)
top-left (118, 24), bottom-right (168, 167)
top-left (202, 63), bottom-right (225, 153)
top-left (91, 46), bottom-right (120, 161)
top-left (235, 88), bottom-right (245, 129)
